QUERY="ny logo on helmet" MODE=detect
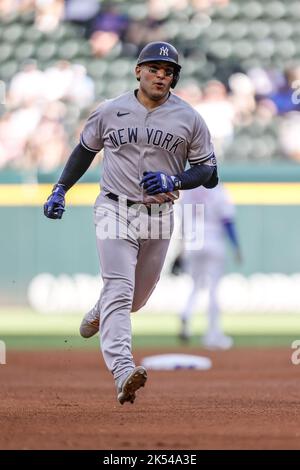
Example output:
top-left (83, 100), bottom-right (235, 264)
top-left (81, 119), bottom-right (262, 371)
top-left (159, 46), bottom-right (169, 56)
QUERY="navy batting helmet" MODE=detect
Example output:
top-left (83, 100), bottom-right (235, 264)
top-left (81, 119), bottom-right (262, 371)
top-left (137, 41), bottom-right (181, 88)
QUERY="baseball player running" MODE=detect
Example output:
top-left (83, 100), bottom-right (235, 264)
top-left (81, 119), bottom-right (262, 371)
top-left (44, 41), bottom-right (218, 404)
top-left (178, 183), bottom-right (242, 349)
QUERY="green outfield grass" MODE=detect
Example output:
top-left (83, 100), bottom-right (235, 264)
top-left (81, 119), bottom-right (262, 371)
top-left (0, 308), bottom-right (300, 349)
top-left (0, 333), bottom-right (298, 350)
top-left (1, 308), bottom-right (300, 333)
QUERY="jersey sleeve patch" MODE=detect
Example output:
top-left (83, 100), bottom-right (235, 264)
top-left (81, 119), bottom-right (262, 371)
top-left (189, 152), bottom-right (216, 166)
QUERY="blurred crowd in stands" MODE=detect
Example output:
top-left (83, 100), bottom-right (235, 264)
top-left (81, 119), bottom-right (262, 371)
top-left (0, 59), bottom-right (94, 172)
top-left (1, 0), bottom-right (300, 175)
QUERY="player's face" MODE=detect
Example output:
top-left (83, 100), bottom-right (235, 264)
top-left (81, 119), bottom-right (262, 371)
top-left (136, 62), bottom-right (174, 105)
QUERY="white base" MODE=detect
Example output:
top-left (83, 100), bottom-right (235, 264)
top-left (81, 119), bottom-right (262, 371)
top-left (141, 353), bottom-right (212, 371)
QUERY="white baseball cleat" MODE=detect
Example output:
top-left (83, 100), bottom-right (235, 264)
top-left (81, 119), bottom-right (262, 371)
top-left (117, 366), bottom-right (148, 405)
top-left (79, 304), bottom-right (100, 338)
top-left (202, 331), bottom-right (233, 350)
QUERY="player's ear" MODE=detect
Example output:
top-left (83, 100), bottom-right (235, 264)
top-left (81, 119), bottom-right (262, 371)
top-left (135, 65), bottom-right (141, 82)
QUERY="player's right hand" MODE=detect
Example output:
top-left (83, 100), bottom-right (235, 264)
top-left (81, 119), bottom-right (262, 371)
top-left (43, 184), bottom-right (66, 219)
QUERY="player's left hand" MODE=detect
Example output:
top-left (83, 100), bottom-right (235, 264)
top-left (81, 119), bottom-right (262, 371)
top-left (44, 184), bottom-right (66, 219)
top-left (140, 171), bottom-right (177, 195)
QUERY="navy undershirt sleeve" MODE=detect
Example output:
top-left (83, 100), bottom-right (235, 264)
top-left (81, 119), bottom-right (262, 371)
top-left (177, 164), bottom-right (218, 190)
top-left (58, 143), bottom-right (98, 191)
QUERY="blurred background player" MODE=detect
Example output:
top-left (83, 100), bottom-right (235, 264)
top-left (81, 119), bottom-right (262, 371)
top-left (178, 183), bottom-right (242, 349)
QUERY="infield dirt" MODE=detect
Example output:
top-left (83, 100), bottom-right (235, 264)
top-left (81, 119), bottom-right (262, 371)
top-left (0, 348), bottom-right (299, 449)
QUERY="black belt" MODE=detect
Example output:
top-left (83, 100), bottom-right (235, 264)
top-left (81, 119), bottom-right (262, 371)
top-left (106, 192), bottom-right (142, 207)
top-left (105, 192), bottom-right (171, 216)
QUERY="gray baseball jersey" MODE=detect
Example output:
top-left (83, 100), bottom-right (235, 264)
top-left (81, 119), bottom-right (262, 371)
top-left (80, 90), bottom-right (215, 202)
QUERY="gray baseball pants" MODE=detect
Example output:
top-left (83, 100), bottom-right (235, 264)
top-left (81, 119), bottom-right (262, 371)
top-left (94, 193), bottom-right (174, 383)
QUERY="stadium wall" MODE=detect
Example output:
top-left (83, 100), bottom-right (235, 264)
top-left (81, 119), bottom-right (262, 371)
top-left (1, 181), bottom-right (300, 305)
